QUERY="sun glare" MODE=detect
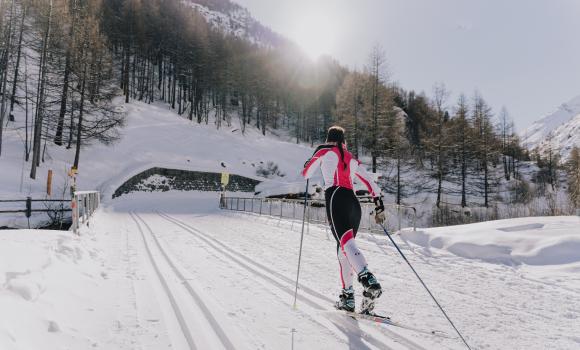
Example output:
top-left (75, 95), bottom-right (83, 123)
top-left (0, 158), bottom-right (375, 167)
top-left (292, 12), bottom-right (337, 60)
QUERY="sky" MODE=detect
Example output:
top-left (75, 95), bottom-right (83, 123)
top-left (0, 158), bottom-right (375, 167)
top-left (234, 0), bottom-right (580, 131)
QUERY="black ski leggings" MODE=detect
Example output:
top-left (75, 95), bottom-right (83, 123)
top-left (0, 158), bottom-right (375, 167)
top-left (325, 186), bottom-right (362, 251)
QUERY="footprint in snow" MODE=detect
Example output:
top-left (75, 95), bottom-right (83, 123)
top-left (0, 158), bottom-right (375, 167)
top-left (47, 320), bottom-right (60, 333)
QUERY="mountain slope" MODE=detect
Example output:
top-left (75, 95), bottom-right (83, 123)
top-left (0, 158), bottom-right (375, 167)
top-left (183, 0), bottom-right (288, 48)
top-left (535, 113), bottom-right (580, 160)
top-left (521, 95), bottom-right (580, 159)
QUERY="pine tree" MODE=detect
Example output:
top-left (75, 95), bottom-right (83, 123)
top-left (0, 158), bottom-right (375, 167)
top-left (566, 147), bottom-right (580, 209)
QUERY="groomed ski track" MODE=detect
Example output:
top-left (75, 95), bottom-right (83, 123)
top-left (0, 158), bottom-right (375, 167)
top-left (155, 211), bottom-right (424, 350)
top-left (103, 191), bottom-right (467, 350)
top-left (128, 210), bottom-right (425, 350)
top-left (94, 192), bottom-right (509, 349)
top-left (129, 212), bottom-right (237, 350)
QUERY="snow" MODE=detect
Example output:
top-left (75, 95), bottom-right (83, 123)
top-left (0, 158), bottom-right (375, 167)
top-left (182, 0), bottom-right (284, 48)
top-left (1, 100), bottom-right (313, 227)
top-left (402, 216), bottom-right (580, 266)
top-left (535, 113), bottom-right (580, 160)
top-left (521, 94), bottom-right (580, 159)
top-left (2, 191), bottom-right (579, 349)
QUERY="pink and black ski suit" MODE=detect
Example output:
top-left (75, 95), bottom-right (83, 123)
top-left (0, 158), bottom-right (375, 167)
top-left (302, 144), bottom-right (381, 289)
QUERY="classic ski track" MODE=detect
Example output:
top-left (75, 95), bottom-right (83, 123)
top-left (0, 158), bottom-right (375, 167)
top-left (131, 212), bottom-right (237, 350)
top-left (161, 212), bottom-right (442, 345)
top-left (225, 211), bottom-right (458, 337)
top-left (156, 212), bottom-right (398, 350)
top-left (128, 212), bottom-right (198, 350)
top-left (158, 211), bottom-right (431, 350)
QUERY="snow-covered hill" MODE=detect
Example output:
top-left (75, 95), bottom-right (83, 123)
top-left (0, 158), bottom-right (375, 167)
top-left (0, 99), bottom-right (313, 227)
top-left (182, 0), bottom-right (288, 48)
top-left (1, 193), bottom-right (579, 350)
top-left (521, 95), bottom-right (580, 160)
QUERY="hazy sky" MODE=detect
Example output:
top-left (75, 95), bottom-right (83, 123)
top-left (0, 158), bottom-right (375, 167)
top-left (234, 0), bottom-right (580, 131)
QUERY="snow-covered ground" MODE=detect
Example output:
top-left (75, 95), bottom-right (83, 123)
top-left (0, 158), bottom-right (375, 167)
top-left (1, 100), bottom-right (314, 228)
top-left (2, 191), bottom-right (579, 350)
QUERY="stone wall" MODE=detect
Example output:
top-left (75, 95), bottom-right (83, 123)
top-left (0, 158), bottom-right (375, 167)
top-left (113, 168), bottom-right (261, 198)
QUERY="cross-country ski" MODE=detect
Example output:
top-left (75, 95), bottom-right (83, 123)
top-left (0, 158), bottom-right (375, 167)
top-left (328, 310), bottom-right (456, 340)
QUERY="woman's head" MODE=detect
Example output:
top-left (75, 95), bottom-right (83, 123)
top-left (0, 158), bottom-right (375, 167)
top-left (326, 126), bottom-right (346, 145)
top-left (326, 126), bottom-right (348, 169)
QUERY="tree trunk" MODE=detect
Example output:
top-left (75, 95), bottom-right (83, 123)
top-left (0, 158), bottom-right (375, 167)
top-left (54, 52), bottom-right (71, 145)
top-left (0, 0), bottom-right (16, 156)
top-left (73, 65), bottom-right (87, 169)
top-left (30, 0), bottom-right (53, 179)
top-left (9, 3), bottom-right (26, 116)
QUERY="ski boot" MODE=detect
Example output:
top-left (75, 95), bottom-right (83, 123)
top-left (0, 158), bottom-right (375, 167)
top-left (334, 286), bottom-right (355, 312)
top-left (358, 267), bottom-right (382, 314)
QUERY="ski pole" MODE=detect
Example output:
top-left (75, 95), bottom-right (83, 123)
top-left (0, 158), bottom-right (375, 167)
top-left (379, 223), bottom-right (473, 350)
top-left (292, 179), bottom-right (309, 309)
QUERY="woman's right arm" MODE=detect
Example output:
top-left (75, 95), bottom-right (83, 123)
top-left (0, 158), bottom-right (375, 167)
top-left (302, 145), bottom-right (333, 179)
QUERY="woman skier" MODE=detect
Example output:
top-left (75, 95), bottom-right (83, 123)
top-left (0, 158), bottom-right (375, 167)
top-left (302, 126), bottom-right (386, 314)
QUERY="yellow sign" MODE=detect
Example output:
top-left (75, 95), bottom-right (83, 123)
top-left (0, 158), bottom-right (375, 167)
top-left (221, 172), bottom-right (230, 186)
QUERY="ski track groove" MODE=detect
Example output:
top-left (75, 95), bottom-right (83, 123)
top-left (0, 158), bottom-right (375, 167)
top-left (131, 212), bottom-right (237, 350)
top-left (128, 212), bottom-right (198, 350)
top-left (212, 214), bottom-right (455, 339)
top-left (156, 212), bottom-right (396, 350)
top-left (175, 212), bottom-right (448, 343)
top-left (158, 211), bottom-right (431, 350)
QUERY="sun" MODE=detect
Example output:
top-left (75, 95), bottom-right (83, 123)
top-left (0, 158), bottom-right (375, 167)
top-left (291, 11), bottom-right (337, 60)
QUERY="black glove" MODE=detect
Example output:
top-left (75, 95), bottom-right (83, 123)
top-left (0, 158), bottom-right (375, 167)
top-left (373, 196), bottom-right (385, 224)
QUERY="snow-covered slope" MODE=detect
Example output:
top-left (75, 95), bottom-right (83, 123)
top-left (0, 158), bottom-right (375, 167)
top-left (521, 95), bottom-right (580, 159)
top-left (534, 113), bottom-right (580, 160)
top-left (0, 99), bottom-right (313, 227)
top-left (182, 0), bottom-right (287, 48)
top-left (1, 193), bottom-right (579, 350)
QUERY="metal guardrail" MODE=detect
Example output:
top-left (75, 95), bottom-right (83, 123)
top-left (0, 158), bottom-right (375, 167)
top-left (72, 191), bottom-right (100, 234)
top-left (220, 196), bottom-right (416, 233)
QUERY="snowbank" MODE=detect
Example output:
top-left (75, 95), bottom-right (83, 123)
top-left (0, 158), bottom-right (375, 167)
top-left (0, 230), bottom-right (115, 350)
top-left (401, 216), bottom-right (580, 266)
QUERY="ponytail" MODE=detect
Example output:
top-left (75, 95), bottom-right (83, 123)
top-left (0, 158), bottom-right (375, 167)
top-left (326, 126), bottom-right (347, 170)
top-left (338, 144), bottom-right (347, 170)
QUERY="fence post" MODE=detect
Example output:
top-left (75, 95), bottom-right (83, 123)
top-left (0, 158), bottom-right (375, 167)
top-left (25, 197), bottom-right (32, 218)
top-left (73, 196), bottom-right (79, 235)
top-left (84, 196), bottom-right (88, 222)
top-left (259, 199), bottom-right (263, 215)
top-left (397, 205), bottom-right (402, 232)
